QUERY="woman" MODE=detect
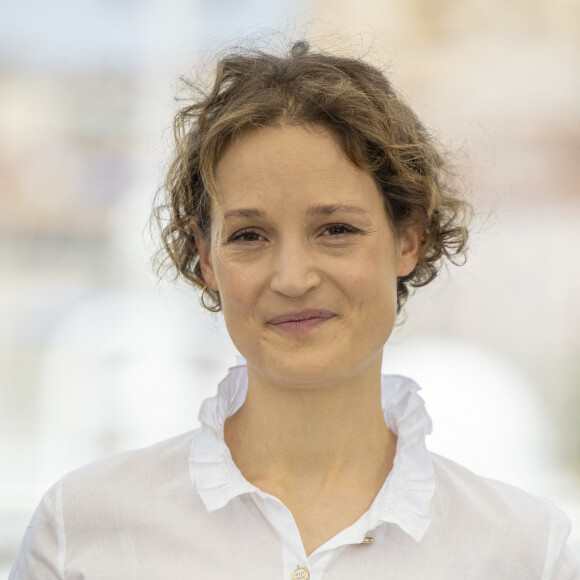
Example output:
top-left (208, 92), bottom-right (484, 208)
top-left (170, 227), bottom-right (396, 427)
top-left (10, 41), bottom-right (578, 579)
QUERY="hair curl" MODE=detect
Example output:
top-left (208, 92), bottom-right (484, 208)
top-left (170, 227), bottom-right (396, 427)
top-left (154, 40), bottom-right (470, 312)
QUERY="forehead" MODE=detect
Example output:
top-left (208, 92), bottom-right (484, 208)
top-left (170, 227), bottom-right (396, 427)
top-left (214, 124), bottom-right (381, 212)
top-left (216, 124), bottom-right (343, 172)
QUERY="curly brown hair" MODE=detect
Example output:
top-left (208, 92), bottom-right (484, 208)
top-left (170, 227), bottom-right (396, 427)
top-left (154, 40), bottom-right (470, 313)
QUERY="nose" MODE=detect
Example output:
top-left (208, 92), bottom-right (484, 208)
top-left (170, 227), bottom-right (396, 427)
top-left (269, 238), bottom-right (322, 298)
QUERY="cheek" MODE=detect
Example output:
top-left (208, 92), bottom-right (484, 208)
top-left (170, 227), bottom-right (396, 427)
top-left (341, 248), bottom-right (399, 306)
top-left (214, 260), bottom-right (261, 312)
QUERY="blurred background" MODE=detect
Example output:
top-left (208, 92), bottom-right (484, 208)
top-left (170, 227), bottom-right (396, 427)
top-left (1, 0), bottom-right (579, 573)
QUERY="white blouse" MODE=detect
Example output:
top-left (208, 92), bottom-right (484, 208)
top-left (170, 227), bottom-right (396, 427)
top-left (9, 363), bottom-right (580, 579)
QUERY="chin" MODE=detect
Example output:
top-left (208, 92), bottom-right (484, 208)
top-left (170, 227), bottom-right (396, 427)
top-left (249, 345), bottom-right (381, 390)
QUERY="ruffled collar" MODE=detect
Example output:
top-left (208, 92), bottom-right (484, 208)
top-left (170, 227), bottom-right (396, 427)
top-left (189, 361), bottom-right (435, 542)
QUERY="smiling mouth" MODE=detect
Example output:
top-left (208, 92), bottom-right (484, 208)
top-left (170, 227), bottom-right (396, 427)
top-left (267, 309), bottom-right (336, 333)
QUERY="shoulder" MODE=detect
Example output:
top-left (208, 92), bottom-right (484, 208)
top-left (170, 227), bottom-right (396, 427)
top-left (63, 430), bottom-right (199, 483)
top-left (428, 453), bottom-right (578, 579)
top-left (9, 431), bottom-right (202, 579)
top-left (58, 430), bottom-right (200, 519)
top-left (430, 452), bottom-right (561, 524)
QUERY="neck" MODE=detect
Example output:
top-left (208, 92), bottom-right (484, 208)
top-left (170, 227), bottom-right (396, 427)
top-left (224, 358), bottom-right (396, 494)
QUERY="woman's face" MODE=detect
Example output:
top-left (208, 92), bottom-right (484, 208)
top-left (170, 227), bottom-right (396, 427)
top-left (196, 124), bottom-right (421, 389)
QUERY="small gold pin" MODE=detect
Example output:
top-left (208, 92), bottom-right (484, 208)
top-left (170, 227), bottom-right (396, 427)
top-left (362, 536), bottom-right (374, 544)
top-left (292, 565), bottom-right (310, 580)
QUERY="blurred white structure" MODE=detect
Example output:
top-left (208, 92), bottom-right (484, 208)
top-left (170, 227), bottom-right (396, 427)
top-left (383, 336), bottom-right (557, 490)
top-left (36, 287), bottom-right (237, 485)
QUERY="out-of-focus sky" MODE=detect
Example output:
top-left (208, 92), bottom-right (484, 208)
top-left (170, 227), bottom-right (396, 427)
top-left (1, 0), bottom-right (579, 571)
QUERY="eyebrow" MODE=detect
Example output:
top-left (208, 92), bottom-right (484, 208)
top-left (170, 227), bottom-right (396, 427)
top-left (223, 203), bottom-right (369, 220)
top-left (306, 203), bottom-right (370, 216)
top-left (223, 208), bottom-right (265, 220)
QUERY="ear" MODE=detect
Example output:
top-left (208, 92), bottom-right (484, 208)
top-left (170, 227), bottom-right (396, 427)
top-left (396, 222), bottom-right (423, 277)
top-left (191, 220), bottom-right (218, 291)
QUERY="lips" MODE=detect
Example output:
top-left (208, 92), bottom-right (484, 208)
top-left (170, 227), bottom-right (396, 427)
top-left (266, 309), bottom-right (336, 334)
top-left (267, 309), bottom-right (335, 324)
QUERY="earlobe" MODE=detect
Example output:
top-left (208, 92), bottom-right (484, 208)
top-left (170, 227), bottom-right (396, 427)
top-left (191, 220), bottom-right (218, 291)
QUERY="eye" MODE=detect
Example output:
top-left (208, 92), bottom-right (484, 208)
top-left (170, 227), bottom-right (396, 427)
top-left (227, 228), bottom-right (264, 243)
top-left (322, 223), bottom-right (359, 236)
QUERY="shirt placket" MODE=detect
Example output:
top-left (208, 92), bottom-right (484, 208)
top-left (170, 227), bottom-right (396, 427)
top-left (254, 494), bottom-right (346, 580)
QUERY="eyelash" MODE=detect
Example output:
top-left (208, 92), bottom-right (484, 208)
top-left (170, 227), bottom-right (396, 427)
top-left (227, 229), bottom-right (263, 243)
top-left (322, 223), bottom-right (359, 236)
top-left (227, 223), bottom-right (360, 244)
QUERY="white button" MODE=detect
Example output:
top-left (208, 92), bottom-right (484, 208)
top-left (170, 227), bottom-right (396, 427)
top-left (292, 565), bottom-right (310, 580)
